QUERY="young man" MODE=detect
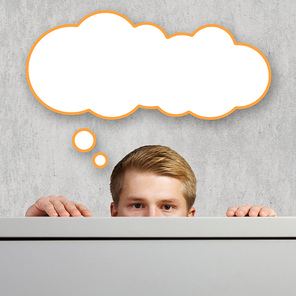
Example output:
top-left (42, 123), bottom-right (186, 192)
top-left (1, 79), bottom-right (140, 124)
top-left (25, 145), bottom-right (277, 217)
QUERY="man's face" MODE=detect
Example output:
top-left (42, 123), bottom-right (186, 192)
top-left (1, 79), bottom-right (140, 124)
top-left (110, 170), bottom-right (196, 217)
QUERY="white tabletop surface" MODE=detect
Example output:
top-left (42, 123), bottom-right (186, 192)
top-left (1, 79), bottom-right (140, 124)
top-left (0, 217), bottom-right (295, 238)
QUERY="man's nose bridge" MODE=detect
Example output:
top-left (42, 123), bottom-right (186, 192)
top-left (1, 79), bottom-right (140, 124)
top-left (146, 205), bottom-right (160, 217)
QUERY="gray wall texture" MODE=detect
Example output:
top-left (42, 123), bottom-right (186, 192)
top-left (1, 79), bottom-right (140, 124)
top-left (0, 0), bottom-right (295, 217)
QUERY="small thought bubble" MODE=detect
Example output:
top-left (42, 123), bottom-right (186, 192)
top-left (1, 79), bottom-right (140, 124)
top-left (27, 11), bottom-right (271, 119)
top-left (92, 153), bottom-right (108, 168)
top-left (72, 128), bottom-right (96, 152)
top-left (72, 129), bottom-right (107, 168)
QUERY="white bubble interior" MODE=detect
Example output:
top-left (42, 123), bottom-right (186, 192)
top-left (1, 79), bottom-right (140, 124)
top-left (95, 155), bottom-right (106, 166)
top-left (28, 13), bottom-right (270, 119)
top-left (75, 131), bottom-right (94, 150)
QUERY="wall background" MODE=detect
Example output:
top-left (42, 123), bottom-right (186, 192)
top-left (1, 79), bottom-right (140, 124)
top-left (1, 0), bottom-right (295, 217)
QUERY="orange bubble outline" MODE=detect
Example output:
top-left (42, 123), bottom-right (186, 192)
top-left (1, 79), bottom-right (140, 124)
top-left (72, 128), bottom-right (96, 153)
top-left (92, 152), bottom-right (108, 168)
top-left (26, 10), bottom-right (272, 121)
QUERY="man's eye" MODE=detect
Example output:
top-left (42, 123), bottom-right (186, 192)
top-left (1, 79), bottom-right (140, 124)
top-left (163, 205), bottom-right (172, 210)
top-left (133, 203), bottom-right (142, 209)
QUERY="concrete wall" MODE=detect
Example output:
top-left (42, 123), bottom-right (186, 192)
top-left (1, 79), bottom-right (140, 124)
top-left (1, 0), bottom-right (295, 217)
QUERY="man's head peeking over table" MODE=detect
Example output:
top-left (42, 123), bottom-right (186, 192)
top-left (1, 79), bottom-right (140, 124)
top-left (110, 145), bottom-right (196, 217)
top-left (25, 145), bottom-right (277, 218)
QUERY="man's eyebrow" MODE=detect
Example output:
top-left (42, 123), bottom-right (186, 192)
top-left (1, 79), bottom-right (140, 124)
top-left (125, 197), bottom-right (146, 201)
top-left (159, 199), bottom-right (181, 204)
top-left (126, 197), bottom-right (180, 204)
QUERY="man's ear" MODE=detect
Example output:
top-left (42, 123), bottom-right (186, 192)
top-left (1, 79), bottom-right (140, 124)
top-left (187, 207), bottom-right (196, 217)
top-left (110, 202), bottom-right (118, 217)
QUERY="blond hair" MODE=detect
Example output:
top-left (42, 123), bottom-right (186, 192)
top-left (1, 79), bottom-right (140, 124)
top-left (110, 145), bottom-right (196, 211)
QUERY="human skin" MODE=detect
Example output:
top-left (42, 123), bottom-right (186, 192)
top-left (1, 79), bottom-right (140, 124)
top-left (110, 170), bottom-right (195, 217)
top-left (25, 170), bottom-right (277, 217)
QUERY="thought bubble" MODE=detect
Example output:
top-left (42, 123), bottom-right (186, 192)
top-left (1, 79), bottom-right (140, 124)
top-left (72, 128), bottom-right (96, 152)
top-left (92, 153), bottom-right (108, 168)
top-left (27, 10), bottom-right (271, 119)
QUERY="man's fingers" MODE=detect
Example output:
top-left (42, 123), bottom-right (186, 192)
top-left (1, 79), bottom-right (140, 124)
top-left (29, 195), bottom-right (92, 217)
top-left (42, 202), bottom-right (59, 217)
top-left (56, 196), bottom-right (92, 217)
top-left (49, 195), bottom-right (86, 217)
top-left (226, 206), bottom-right (238, 217)
top-left (50, 199), bottom-right (70, 217)
top-left (71, 202), bottom-right (93, 217)
top-left (226, 204), bottom-right (278, 217)
top-left (259, 206), bottom-right (277, 217)
top-left (63, 202), bottom-right (81, 217)
top-left (59, 198), bottom-right (82, 217)
top-left (248, 205), bottom-right (262, 217)
top-left (35, 196), bottom-right (58, 217)
top-left (235, 203), bottom-right (253, 217)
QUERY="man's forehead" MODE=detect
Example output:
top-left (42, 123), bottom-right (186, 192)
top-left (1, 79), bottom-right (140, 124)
top-left (120, 170), bottom-right (186, 204)
top-left (123, 169), bottom-right (180, 181)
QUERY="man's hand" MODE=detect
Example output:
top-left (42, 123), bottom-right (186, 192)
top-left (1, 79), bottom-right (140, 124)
top-left (25, 195), bottom-right (93, 217)
top-left (226, 203), bottom-right (277, 217)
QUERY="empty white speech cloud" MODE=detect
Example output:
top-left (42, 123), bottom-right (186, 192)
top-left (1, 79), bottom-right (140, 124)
top-left (27, 11), bottom-right (271, 119)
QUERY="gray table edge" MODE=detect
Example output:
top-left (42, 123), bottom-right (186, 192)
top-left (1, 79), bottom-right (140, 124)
top-left (0, 217), bottom-right (295, 238)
